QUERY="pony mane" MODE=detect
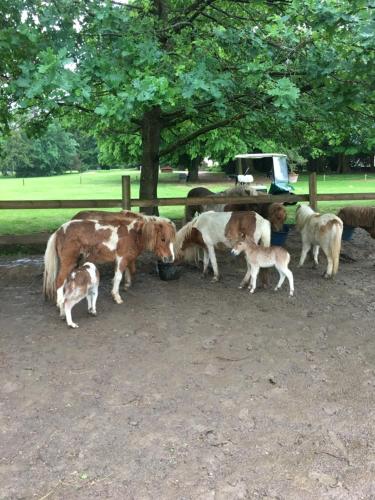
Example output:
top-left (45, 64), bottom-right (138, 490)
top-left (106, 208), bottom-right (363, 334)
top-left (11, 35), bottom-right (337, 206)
top-left (296, 204), bottom-right (317, 228)
top-left (141, 218), bottom-right (176, 252)
top-left (174, 218), bottom-right (197, 258)
top-left (219, 185), bottom-right (259, 197)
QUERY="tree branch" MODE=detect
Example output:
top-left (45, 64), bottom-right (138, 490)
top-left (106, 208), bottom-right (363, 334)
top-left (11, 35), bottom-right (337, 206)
top-left (160, 112), bottom-right (246, 156)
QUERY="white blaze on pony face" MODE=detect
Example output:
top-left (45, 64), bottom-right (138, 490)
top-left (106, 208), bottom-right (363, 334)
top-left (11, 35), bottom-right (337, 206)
top-left (94, 223), bottom-right (119, 251)
top-left (169, 242), bottom-right (175, 261)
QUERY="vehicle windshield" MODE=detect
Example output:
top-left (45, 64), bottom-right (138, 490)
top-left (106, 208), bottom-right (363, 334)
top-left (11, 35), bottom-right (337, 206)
top-left (273, 156), bottom-right (289, 183)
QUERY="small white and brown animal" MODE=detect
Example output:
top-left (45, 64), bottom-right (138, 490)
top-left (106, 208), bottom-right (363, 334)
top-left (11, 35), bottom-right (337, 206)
top-left (295, 204), bottom-right (343, 278)
top-left (232, 240), bottom-right (294, 296)
top-left (62, 262), bottom-right (100, 328)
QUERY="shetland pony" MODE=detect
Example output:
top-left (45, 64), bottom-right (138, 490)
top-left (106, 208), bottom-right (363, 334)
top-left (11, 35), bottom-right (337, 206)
top-left (232, 241), bottom-right (294, 296)
top-left (71, 210), bottom-right (147, 289)
top-left (43, 216), bottom-right (175, 306)
top-left (175, 211), bottom-right (271, 283)
top-left (63, 262), bottom-right (100, 328)
top-left (184, 185), bottom-right (260, 222)
top-left (295, 205), bottom-right (343, 278)
top-left (337, 206), bottom-right (375, 238)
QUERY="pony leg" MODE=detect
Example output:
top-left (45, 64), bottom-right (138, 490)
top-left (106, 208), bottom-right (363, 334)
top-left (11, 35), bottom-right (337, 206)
top-left (207, 245), bottom-right (219, 282)
top-left (239, 261), bottom-right (252, 289)
top-left (298, 243), bottom-right (311, 268)
top-left (87, 284), bottom-right (98, 315)
top-left (111, 256), bottom-right (127, 304)
top-left (202, 249), bottom-right (210, 277)
top-left (248, 266), bottom-right (259, 294)
top-left (64, 298), bottom-right (82, 328)
top-left (312, 245), bottom-right (320, 268)
top-left (124, 260), bottom-right (136, 290)
top-left (274, 270), bottom-right (286, 291)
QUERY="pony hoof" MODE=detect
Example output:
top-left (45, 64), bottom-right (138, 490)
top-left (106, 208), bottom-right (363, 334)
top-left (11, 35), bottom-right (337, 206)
top-left (289, 292), bottom-right (294, 297)
top-left (211, 277), bottom-right (219, 283)
top-left (323, 273), bottom-right (332, 279)
top-left (274, 287), bottom-right (279, 292)
top-left (68, 323), bottom-right (79, 329)
top-left (238, 285), bottom-right (244, 289)
top-left (88, 310), bottom-right (97, 316)
top-left (112, 294), bottom-right (123, 304)
top-left (249, 289), bottom-right (255, 294)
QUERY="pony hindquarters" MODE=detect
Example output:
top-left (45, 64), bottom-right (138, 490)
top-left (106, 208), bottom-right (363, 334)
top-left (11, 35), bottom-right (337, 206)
top-left (321, 219), bottom-right (343, 277)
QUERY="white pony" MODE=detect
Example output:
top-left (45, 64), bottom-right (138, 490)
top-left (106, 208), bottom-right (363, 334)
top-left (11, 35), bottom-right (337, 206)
top-left (175, 210), bottom-right (271, 283)
top-left (295, 204), bottom-right (343, 278)
top-left (232, 240), bottom-right (294, 296)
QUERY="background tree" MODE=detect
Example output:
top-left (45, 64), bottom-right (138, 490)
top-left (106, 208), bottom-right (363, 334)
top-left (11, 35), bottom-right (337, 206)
top-left (1, 0), bottom-right (374, 210)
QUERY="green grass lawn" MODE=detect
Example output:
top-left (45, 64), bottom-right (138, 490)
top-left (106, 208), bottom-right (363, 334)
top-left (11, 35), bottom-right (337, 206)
top-left (0, 170), bottom-right (374, 235)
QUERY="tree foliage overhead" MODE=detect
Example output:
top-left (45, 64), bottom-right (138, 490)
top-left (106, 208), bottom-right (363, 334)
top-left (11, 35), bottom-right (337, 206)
top-left (1, 0), bottom-right (374, 204)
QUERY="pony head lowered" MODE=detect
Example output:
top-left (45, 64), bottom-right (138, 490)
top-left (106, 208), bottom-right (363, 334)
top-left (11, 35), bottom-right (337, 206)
top-left (174, 216), bottom-right (205, 264)
top-left (268, 203), bottom-right (287, 232)
top-left (141, 217), bottom-right (176, 263)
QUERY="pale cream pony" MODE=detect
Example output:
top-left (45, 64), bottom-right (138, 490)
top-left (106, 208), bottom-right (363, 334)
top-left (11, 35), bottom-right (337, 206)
top-left (295, 204), bottom-right (343, 278)
top-left (232, 240), bottom-right (294, 296)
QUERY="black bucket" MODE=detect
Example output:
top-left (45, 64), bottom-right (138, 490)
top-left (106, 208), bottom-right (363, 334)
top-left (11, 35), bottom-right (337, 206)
top-left (157, 261), bottom-right (181, 281)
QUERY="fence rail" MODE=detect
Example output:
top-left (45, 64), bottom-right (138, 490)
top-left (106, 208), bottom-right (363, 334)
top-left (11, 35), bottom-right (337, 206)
top-left (1, 173), bottom-right (375, 247)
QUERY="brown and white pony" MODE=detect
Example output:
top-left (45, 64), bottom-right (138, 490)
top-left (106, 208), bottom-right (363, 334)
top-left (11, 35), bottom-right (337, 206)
top-left (295, 204), bottom-right (343, 278)
top-left (71, 210), bottom-right (147, 289)
top-left (175, 210), bottom-right (271, 284)
top-left (184, 185), bottom-right (260, 222)
top-left (43, 215), bottom-right (176, 307)
top-left (63, 262), bottom-right (100, 328)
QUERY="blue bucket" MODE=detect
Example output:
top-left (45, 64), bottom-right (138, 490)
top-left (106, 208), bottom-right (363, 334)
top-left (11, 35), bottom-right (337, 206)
top-left (342, 225), bottom-right (355, 241)
top-left (271, 224), bottom-right (290, 246)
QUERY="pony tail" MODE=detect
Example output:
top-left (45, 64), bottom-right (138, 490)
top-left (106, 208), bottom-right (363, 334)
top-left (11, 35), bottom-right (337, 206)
top-left (43, 232), bottom-right (58, 300)
top-left (261, 219), bottom-right (271, 247)
top-left (331, 221), bottom-right (343, 275)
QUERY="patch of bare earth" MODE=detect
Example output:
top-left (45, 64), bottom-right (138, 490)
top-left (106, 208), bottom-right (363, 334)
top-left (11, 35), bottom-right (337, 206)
top-left (0, 227), bottom-right (374, 499)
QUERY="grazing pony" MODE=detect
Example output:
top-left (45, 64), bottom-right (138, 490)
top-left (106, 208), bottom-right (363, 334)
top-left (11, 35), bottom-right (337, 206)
top-left (295, 204), bottom-right (343, 278)
top-left (63, 262), bottom-right (100, 328)
top-left (337, 206), bottom-right (375, 238)
top-left (232, 241), bottom-right (294, 296)
top-left (43, 216), bottom-right (176, 306)
top-left (184, 185), bottom-right (260, 222)
top-left (175, 210), bottom-right (271, 283)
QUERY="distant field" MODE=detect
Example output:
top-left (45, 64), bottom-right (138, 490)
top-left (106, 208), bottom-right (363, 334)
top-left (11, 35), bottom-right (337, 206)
top-left (0, 170), bottom-right (374, 235)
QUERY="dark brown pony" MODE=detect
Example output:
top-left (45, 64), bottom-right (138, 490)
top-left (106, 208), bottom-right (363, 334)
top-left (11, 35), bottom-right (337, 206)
top-left (43, 216), bottom-right (176, 309)
top-left (184, 185), bottom-right (261, 222)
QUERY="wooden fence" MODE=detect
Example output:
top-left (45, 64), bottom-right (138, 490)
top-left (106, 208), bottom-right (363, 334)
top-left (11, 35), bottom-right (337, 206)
top-left (1, 173), bottom-right (375, 247)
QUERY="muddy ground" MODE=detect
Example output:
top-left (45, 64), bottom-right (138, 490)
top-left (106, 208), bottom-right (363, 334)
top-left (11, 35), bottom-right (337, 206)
top-left (0, 227), bottom-right (375, 500)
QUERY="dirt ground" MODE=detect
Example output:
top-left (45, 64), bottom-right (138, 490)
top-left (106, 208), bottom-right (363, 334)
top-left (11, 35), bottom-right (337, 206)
top-left (1, 226), bottom-right (375, 500)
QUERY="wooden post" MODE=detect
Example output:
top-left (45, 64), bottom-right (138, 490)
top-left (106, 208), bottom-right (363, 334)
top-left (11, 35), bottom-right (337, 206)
top-left (122, 175), bottom-right (131, 210)
top-left (309, 172), bottom-right (318, 211)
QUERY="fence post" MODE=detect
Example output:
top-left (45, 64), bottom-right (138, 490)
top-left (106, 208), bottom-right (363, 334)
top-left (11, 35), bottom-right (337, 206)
top-left (122, 175), bottom-right (131, 210)
top-left (308, 172), bottom-right (318, 211)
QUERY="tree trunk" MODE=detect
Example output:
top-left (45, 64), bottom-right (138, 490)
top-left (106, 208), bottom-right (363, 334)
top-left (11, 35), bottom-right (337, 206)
top-left (140, 107), bottom-right (162, 215)
top-left (187, 156), bottom-right (201, 182)
top-left (336, 153), bottom-right (351, 174)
